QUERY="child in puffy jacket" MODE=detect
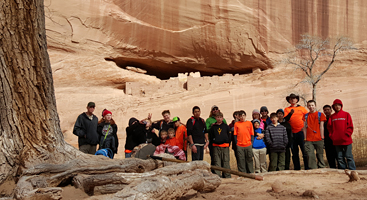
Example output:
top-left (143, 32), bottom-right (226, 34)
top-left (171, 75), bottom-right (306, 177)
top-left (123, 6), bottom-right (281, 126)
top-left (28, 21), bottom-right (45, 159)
top-left (252, 119), bottom-right (267, 173)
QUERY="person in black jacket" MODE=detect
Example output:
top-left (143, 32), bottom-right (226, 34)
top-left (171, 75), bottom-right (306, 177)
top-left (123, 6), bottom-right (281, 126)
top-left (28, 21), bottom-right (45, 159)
top-left (323, 105), bottom-right (338, 168)
top-left (277, 108), bottom-right (294, 170)
top-left (209, 112), bottom-right (231, 178)
top-left (125, 118), bottom-right (138, 158)
top-left (125, 115), bottom-right (160, 158)
top-left (73, 102), bottom-right (99, 154)
top-left (265, 113), bottom-right (288, 171)
top-left (97, 109), bottom-right (118, 157)
top-left (186, 106), bottom-right (208, 161)
top-left (151, 110), bottom-right (174, 136)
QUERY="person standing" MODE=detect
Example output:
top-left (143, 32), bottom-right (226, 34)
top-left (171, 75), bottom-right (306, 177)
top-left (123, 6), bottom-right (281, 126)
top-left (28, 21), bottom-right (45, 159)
top-left (265, 113), bottom-right (288, 171)
top-left (277, 109), bottom-right (293, 170)
top-left (97, 109), bottom-right (119, 156)
top-left (206, 105), bottom-right (227, 171)
top-left (229, 111), bottom-right (240, 166)
top-left (187, 106), bottom-right (208, 161)
top-left (260, 106), bottom-right (272, 125)
top-left (284, 93), bottom-right (309, 170)
top-left (73, 102), bottom-right (99, 154)
top-left (210, 112), bottom-right (231, 178)
top-left (323, 105), bottom-right (338, 168)
top-left (303, 100), bottom-right (326, 169)
top-left (234, 110), bottom-right (254, 173)
top-left (327, 99), bottom-right (356, 170)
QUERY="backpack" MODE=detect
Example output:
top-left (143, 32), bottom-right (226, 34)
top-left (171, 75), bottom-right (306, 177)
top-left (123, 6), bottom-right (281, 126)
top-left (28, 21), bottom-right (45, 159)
top-left (190, 117), bottom-right (205, 126)
top-left (305, 112), bottom-right (321, 128)
top-left (190, 117), bottom-right (205, 133)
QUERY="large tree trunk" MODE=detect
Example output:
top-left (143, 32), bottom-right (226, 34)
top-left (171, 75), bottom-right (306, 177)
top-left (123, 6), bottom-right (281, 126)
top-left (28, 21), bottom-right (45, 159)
top-left (0, 1), bottom-right (221, 199)
top-left (0, 0), bottom-right (77, 184)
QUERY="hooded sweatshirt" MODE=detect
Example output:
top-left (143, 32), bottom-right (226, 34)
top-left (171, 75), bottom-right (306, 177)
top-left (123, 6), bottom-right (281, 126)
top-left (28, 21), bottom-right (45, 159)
top-left (327, 99), bottom-right (354, 146)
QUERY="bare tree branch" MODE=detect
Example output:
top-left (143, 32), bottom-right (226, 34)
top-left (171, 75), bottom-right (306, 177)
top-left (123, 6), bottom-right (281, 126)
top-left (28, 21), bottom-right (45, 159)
top-left (282, 34), bottom-right (355, 101)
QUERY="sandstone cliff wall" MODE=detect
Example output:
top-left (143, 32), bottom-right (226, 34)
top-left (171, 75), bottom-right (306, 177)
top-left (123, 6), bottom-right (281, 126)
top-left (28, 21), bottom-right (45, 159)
top-left (45, 0), bottom-right (367, 78)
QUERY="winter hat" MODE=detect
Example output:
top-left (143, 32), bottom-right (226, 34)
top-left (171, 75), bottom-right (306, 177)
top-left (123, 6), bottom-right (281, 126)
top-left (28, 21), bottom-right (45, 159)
top-left (129, 118), bottom-right (138, 126)
top-left (102, 109), bottom-right (112, 117)
top-left (253, 119), bottom-right (261, 125)
top-left (252, 109), bottom-right (260, 115)
top-left (260, 106), bottom-right (268, 113)
top-left (172, 116), bottom-right (180, 122)
top-left (276, 109), bottom-right (284, 114)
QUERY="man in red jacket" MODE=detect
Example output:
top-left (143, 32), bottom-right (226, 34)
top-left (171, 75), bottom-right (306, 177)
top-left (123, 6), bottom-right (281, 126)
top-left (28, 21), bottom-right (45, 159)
top-left (327, 99), bottom-right (356, 170)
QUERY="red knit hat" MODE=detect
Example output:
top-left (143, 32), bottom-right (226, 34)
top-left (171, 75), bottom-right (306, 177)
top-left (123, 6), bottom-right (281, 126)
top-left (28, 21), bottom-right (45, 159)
top-left (102, 109), bottom-right (112, 117)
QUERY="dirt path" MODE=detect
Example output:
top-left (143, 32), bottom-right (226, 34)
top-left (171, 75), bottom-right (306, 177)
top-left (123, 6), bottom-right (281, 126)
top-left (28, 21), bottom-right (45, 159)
top-left (179, 170), bottom-right (367, 200)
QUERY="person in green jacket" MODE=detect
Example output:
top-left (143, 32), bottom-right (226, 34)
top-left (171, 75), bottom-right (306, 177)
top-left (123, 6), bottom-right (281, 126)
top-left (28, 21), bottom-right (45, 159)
top-left (206, 105), bottom-right (227, 172)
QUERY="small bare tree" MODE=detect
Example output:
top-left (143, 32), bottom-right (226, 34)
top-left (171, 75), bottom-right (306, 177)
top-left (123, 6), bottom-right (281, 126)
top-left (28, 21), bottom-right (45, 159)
top-left (284, 34), bottom-right (355, 102)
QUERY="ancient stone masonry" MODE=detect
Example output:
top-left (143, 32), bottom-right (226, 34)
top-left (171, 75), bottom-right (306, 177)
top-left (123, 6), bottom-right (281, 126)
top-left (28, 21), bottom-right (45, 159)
top-left (125, 72), bottom-right (249, 96)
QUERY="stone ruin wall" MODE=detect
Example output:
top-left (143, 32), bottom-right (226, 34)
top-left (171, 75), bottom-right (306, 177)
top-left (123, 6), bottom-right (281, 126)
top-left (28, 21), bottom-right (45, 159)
top-left (125, 72), bottom-right (253, 96)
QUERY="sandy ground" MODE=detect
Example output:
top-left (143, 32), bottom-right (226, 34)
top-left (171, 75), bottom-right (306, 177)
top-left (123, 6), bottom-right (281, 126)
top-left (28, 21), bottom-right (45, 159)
top-left (179, 170), bottom-right (367, 200)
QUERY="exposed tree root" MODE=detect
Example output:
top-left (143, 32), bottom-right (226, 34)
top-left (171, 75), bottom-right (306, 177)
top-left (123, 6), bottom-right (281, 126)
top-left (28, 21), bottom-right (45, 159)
top-left (13, 156), bottom-right (220, 200)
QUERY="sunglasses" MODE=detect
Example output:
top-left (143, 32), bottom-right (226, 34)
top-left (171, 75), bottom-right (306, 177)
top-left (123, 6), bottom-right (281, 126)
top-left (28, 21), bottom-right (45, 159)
top-left (212, 108), bottom-right (218, 111)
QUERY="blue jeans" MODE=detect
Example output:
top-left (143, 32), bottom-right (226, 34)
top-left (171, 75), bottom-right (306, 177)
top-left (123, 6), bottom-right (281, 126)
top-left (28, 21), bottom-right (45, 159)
top-left (125, 152), bottom-right (132, 158)
top-left (192, 145), bottom-right (204, 161)
top-left (335, 144), bottom-right (356, 170)
top-left (291, 131), bottom-right (309, 170)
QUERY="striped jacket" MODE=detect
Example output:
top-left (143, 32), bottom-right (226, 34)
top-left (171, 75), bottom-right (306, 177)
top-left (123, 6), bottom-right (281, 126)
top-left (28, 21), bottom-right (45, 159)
top-left (265, 123), bottom-right (288, 153)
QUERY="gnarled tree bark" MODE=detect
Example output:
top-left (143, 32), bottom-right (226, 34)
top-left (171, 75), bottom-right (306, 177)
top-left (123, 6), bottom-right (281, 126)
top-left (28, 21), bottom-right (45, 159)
top-left (0, 1), bottom-right (221, 199)
top-left (0, 0), bottom-right (77, 184)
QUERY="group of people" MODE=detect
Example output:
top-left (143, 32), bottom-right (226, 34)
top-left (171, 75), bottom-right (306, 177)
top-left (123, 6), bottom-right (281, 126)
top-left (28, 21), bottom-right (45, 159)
top-left (73, 93), bottom-right (356, 178)
top-left (73, 102), bottom-right (119, 158)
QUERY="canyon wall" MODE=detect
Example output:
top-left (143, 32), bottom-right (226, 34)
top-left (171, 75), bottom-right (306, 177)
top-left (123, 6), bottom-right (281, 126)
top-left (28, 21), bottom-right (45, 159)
top-left (45, 0), bottom-right (367, 79)
top-left (46, 0), bottom-right (367, 163)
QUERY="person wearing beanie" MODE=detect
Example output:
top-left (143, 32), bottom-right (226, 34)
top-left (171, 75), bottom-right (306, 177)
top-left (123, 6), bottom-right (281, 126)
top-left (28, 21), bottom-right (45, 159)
top-left (277, 108), bottom-right (293, 170)
top-left (252, 109), bottom-right (265, 130)
top-left (284, 93), bottom-right (309, 170)
top-left (97, 110), bottom-right (119, 158)
top-left (327, 99), bottom-right (356, 170)
top-left (260, 106), bottom-right (272, 125)
top-left (252, 119), bottom-right (267, 173)
top-left (73, 102), bottom-right (99, 155)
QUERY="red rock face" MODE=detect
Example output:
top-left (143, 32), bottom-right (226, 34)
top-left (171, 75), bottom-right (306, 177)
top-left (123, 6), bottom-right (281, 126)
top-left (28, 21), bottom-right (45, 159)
top-left (45, 0), bottom-right (367, 78)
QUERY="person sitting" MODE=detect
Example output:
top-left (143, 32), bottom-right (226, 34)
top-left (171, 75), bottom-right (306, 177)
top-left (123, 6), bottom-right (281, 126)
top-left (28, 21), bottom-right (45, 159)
top-left (165, 128), bottom-right (179, 147)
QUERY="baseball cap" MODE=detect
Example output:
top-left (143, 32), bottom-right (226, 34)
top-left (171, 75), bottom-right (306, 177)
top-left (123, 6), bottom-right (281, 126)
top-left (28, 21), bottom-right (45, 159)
top-left (87, 102), bottom-right (95, 107)
top-left (172, 116), bottom-right (180, 122)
